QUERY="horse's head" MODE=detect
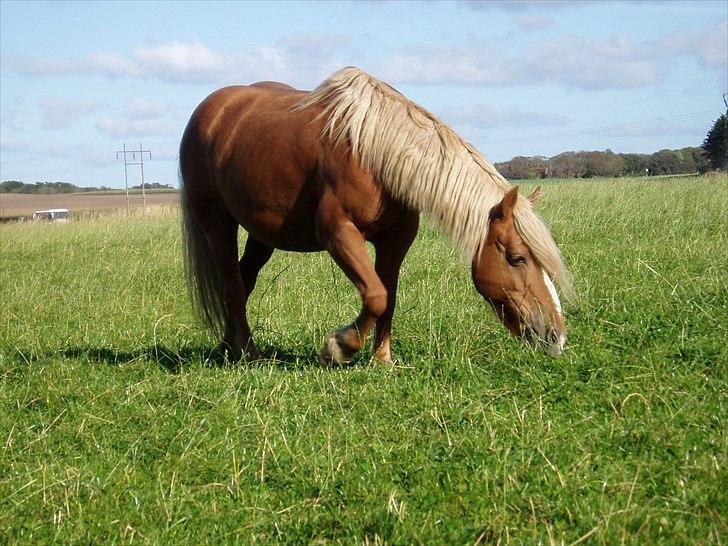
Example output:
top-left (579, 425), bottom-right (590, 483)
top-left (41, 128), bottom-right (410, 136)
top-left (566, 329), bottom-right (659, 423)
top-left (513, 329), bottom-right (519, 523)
top-left (471, 186), bottom-right (566, 356)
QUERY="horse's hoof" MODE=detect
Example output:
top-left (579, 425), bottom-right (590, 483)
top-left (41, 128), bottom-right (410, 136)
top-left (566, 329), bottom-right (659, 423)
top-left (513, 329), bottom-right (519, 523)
top-left (244, 348), bottom-right (260, 362)
top-left (216, 341), bottom-right (243, 363)
top-left (371, 347), bottom-right (392, 364)
top-left (320, 335), bottom-right (346, 366)
top-left (371, 355), bottom-right (393, 365)
top-left (319, 330), bottom-right (357, 366)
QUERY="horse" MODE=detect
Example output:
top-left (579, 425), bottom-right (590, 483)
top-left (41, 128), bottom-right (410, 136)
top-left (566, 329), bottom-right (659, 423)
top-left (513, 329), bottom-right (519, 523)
top-left (179, 67), bottom-right (573, 364)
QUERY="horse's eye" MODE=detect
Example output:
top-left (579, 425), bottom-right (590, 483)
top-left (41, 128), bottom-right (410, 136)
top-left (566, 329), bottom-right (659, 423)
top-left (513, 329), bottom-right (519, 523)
top-left (508, 254), bottom-right (526, 266)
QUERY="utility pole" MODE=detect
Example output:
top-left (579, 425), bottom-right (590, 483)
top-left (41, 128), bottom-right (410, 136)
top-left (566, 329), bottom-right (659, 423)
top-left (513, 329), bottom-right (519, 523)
top-left (116, 143), bottom-right (152, 210)
top-left (116, 143), bottom-right (131, 210)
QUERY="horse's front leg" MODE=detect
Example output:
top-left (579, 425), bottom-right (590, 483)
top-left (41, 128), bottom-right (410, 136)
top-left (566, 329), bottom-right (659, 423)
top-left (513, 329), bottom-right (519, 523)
top-left (371, 212), bottom-right (420, 363)
top-left (316, 217), bottom-right (387, 365)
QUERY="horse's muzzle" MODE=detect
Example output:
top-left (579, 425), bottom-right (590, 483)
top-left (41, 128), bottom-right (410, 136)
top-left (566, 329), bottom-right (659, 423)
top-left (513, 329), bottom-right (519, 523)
top-left (524, 320), bottom-right (566, 356)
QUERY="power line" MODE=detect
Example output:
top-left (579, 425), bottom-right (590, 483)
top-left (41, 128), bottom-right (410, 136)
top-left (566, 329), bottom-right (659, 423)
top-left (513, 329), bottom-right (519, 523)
top-left (542, 86), bottom-right (723, 116)
top-left (116, 143), bottom-right (152, 210)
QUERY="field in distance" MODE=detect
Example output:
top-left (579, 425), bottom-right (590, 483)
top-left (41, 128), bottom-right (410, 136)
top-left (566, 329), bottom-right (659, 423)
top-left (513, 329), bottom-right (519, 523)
top-left (0, 189), bottom-right (179, 217)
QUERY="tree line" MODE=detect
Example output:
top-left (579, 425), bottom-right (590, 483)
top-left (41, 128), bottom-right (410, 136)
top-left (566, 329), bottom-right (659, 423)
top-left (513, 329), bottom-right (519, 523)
top-left (494, 114), bottom-right (727, 180)
top-left (494, 147), bottom-right (709, 180)
top-left (0, 181), bottom-right (175, 194)
top-left (0, 181), bottom-right (111, 194)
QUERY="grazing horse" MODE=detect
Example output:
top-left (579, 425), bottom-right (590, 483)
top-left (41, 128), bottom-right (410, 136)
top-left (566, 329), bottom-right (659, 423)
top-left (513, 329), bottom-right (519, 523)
top-left (179, 67), bottom-right (573, 363)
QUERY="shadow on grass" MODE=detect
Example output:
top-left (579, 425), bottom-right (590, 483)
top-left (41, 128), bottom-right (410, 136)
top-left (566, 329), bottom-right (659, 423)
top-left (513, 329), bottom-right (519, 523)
top-left (54, 342), bottom-right (324, 373)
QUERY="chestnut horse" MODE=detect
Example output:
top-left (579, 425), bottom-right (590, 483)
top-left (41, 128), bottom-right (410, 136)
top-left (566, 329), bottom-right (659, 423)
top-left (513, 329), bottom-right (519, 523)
top-left (180, 67), bottom-right (572, 363)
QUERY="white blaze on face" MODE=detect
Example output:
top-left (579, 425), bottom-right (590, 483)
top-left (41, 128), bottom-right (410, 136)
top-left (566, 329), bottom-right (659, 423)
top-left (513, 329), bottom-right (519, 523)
top-left (542, 269), bottom-right (566, 354)
top-left (542, 269), bottom-right (562, 315)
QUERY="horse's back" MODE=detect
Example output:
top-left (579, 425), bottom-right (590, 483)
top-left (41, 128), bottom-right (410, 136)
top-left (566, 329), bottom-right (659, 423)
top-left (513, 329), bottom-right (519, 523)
top-left (180, 81), bottom-right (404, 251)
top-left (182, 83), bottom-right (309, 158)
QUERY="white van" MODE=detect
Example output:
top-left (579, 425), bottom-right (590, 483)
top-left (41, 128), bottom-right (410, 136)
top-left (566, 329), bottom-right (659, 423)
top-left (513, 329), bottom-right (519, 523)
top-left (33, 208), bottom-right (70, 222)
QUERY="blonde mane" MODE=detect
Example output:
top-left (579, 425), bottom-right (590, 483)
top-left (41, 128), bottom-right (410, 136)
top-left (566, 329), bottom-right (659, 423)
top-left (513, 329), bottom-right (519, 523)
top-left (296, 67), bottom-right (573, 299)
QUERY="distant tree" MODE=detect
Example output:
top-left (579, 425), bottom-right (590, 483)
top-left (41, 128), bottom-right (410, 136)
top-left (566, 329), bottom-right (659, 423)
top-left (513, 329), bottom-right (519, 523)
top-left (685, 147), bottom-right (710, 173)
top-left (672, 147), bottom-right (707, 174)
top-left (495, 156), bottom-right (547, 180)
top-left (702, 114), bottom-right (727, 170)
top-left (621, 153), bottom-right (650, 176)
top-left (489, 144), bottom-right (715, 180)
top-left (0, 180), bottom-right (109, 194)
top-left (0, 180), bottom-right (24, 193)
top-left (548, 151), bottom-right (586, 178)
top-left (582, 150), bottom-right (625, 178)
top-left (649, 149), bottom-right (681, 175)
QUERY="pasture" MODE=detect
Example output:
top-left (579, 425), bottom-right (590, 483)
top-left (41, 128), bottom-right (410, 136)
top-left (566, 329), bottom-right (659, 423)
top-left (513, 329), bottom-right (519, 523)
top-left (1, 175), bottom-right (726, 544)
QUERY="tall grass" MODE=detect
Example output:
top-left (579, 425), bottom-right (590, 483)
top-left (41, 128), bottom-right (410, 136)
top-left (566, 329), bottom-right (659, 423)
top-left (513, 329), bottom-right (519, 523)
top-left (1, 176), bottom-right (726, 544)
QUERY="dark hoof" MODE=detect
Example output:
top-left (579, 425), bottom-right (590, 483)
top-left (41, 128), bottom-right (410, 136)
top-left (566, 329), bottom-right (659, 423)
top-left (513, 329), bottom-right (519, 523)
top-left (320, 329), bottom-right (359, 365)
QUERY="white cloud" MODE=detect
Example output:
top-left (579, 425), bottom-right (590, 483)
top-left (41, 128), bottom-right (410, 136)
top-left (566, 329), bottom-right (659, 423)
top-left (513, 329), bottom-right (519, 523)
top-left (39, 98), bottom-right (99, 129)
top-left (2, 37), bottom-right (347, 87)
top-left (4, 42), bottom-right (242, 83)
top-left (0, 138), bottom-right (29, 153)
top-left (279, 34), bottom-right (351, 64)
top-left (520, 35), bottom-right (664, 89)
top-left (123, 99), bottom-right (169, 120)
top-left (376, 24), bottom-right (725, 90)
top-left (460, 0), bottom-right (593, 11)
top-left (513, 13), bottom-right (557, 32)
top-left (83, 51), bottom-right (138, 78)
top-left (439, 102), bottom-right (571, 129)
top-left (145, 142), bottom-right (180, 161)
top-left (131, 41), bottom-right (235, 83)
top-left (377, 45), bottom-right (512, 85)
top-left (375, 37), bottom-right (664, 89)
top-left (72, 42), bottom-right (238, 84)
top-left (2, 53), bottom-right (75, 76)
top-left (0, 140), bottom-right (111, 168)
top-left (1, 97), bottom-right (32, 132)
top-left (96, 118), bottom-right (178, 139)
top-left (94, 97), bottom-right (185, 141)
top-left (658, 21), bottom-right (727, 70)
top-left (3, 21), bottom-right (723, 92)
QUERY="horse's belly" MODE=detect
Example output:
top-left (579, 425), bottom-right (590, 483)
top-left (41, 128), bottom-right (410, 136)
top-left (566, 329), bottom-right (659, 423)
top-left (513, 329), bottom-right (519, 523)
top-left (223, 188), bottom-right (323, 252)
top-left (240, 219), bottom-right (322, 252)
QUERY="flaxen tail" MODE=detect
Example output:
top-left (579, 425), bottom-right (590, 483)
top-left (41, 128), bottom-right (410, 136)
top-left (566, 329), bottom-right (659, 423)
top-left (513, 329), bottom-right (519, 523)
top-left (179, 167), bottom-right (226, 337)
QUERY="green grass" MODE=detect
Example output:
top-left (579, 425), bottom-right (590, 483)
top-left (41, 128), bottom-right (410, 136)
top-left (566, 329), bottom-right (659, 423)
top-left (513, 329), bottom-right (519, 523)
top-left (1, 176), bottom-right (726, 545)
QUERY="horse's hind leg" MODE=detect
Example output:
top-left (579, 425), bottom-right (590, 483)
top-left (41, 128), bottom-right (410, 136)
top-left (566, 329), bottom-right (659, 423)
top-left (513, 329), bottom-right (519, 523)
top-left (193, 202), bottom-right (255, 361)
top-left (209, 231), bottom-right (273, 361)
top-left (316, 218), bottom-right (387, 365)
top-left (371, 212), bottom-right (420, 362)
top-left (238, 235), bottom-right (274, 355)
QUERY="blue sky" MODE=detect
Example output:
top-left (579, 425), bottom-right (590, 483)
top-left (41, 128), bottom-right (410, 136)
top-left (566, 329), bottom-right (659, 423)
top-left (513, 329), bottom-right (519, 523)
top-left (1, 0), bottom-right (726, 188)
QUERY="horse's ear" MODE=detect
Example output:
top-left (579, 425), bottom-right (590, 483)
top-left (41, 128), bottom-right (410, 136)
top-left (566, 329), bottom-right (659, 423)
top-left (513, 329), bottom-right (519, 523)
top-left (500, 186), bottom-right (519, 219)
top-left (527, 185), bottom-right (542, 205)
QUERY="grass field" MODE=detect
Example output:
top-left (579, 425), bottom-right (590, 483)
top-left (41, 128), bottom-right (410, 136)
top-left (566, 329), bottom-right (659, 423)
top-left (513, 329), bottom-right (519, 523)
top-left (1, 175), bottom-right (726, 544)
